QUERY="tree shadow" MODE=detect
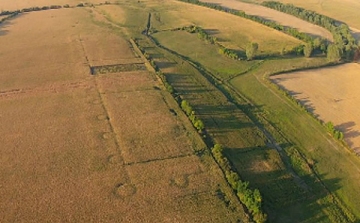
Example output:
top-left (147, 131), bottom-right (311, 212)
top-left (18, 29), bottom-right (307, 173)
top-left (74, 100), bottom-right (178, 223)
top-left (0, 13), bottom-right (26, 37)
top-left (155, 61), bottom-right (176, 69)
top-left (336, 121), bottom-right (360, 151)
top-left (203, 28), bottom-right (220, 35)
top-left (194, 104), bottom-right (259, 132)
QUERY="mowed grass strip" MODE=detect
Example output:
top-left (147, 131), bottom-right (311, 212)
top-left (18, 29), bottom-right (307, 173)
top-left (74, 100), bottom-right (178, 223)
top-left (230, 58), bottom-right (360, 219)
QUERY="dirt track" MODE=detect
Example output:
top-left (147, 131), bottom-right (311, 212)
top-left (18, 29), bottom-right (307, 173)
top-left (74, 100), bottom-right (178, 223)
top-left (201, 0), bottom-right (333, 41)
top-left (271, 63), bottom-right (360, 154)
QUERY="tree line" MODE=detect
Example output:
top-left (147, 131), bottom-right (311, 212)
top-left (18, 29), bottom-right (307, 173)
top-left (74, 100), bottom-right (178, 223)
top-left (262, 1), bottom-right (358, 61)
top-left (212, 144), bottom-right (267, 223)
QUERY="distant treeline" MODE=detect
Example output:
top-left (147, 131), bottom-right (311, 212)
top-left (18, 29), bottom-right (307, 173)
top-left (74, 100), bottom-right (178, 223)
top-left (0, 1), bottom-right (112, 20)
top-left (262, 1), bottom-right (357, 59)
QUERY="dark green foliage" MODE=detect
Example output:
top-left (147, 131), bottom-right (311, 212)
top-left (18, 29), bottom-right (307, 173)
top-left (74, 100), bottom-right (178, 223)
top-left (325, 121), bottom-right (344, 140)
top-left (218, 46), bottom-right (239, 60)
top-left (184, 25), bottom-right (217, 44)
top-left (180, 100), bottom-right (205, 131)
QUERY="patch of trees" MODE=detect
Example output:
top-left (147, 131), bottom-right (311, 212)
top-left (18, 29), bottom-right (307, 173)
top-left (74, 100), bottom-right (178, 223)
top-left (218, 46), bottom-right (239, 59)
top-left (212, 144), bottom-right (267, 223)
top-left (0, 11), bottom-right (20, 24)
top-left (325, 121), bottom-right (344, 140)
top-left (182, 25), bottom-right (241, 60)
top-left (180, 100), bottom-right (205, 131)
top-left (262, 1), bottom-right (357, 60)
top-left (183, 25), bottom-right (217, 44)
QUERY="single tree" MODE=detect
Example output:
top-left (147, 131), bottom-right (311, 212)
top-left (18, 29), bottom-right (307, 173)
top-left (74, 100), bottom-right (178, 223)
top-left (327, 44), bottom-right (341, 62)
top-left (303, 43), bottom-right (313, 57)
top-left (246, 42), bottom-right (258, 60)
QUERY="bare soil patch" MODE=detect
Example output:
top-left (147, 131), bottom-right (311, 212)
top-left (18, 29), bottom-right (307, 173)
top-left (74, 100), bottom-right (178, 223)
top-left (200, 0), bottom-right (333, 41)
top-left (271, 63), bottom-right (360, 154)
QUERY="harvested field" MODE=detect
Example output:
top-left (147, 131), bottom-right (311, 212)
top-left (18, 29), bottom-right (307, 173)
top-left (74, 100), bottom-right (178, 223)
top-left (0, 0), bottom-right (105, 11)
top-left (0, 3), bottom-right (248, 222)
top-left (249, 0), bottom-right (360, 30)
top-left (271, 63), bottom-right (360, 154)
top-left (200, 0), bottom-right (333, 41)
top-left (0, 8), bottom-right (89, 91)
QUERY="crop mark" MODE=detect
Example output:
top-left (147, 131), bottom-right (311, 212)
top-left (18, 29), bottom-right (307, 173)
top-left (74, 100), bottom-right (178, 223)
top-left (107, 154), bottom-right (124, 164)
top-left (90, 63), bottom-right (147, 75)
top-left (125, 153), bottom-right (193, 166)
top-left (170, 174), bottom-right (190, 188)
top-left (102, 132), bottom-right (114, 140)
top-left (113, 183), bottom-right (137, 199)
top-left (96, 114), bottom-right (109, 120)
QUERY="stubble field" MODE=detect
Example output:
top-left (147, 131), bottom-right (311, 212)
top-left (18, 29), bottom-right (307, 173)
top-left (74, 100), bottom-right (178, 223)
top-left (0, 4), bottom-right (248, 222)
top-left (271, 63), bottom-right (360, 154)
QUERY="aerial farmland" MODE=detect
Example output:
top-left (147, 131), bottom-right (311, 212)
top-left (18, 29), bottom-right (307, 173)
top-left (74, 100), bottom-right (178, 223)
top-left (0, 0), bottom-right (360, 222)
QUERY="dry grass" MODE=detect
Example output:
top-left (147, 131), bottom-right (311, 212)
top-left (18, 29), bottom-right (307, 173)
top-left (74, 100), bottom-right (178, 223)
top-left (0, 3), bottom-right (248, 222)
top-left (200, 0), bottom-right (333, 41)
top-left (0, 9), bottom-right (90, 91)
top-left (0, 0), bottom-right (105, 11)
top-left (271, 63), bottom-right (360, 154)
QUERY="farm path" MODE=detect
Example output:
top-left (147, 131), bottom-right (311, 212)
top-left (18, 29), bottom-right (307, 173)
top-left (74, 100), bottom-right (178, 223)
top-left (200, 0), bottom-right (333, 41)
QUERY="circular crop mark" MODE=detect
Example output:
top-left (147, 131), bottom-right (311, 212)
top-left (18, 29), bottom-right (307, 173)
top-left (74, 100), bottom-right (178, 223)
top-left (92, 99), bottom-right (102, 105)
top-left (170, 175), bottom-right (189, 188)
top-left (96, 114), bottom-right (109, 121)
top-left (107, 155), bottom-right (123, 164)
top-left (114, 183), bottom-right (136, 199)
top-left (102, 132), bottom-right (113, 140)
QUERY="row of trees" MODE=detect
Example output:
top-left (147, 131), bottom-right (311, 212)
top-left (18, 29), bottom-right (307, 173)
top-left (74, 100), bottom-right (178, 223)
top-left (262, 1), bottom-right (358, 60)
top-left (180, 100), bottom-right (205, 131)
top-left (0, 1), bottom-right (112, 16)
top-left (325, 121), bottom-right (344, 140)
top-left (183, 25), bottom-right (261, 60)
top-left (212, 144), bottom-right (267, 223)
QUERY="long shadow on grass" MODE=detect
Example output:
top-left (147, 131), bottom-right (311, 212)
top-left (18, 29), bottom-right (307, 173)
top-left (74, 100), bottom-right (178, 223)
top-left (224, 145), bottom-right (344, 223)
